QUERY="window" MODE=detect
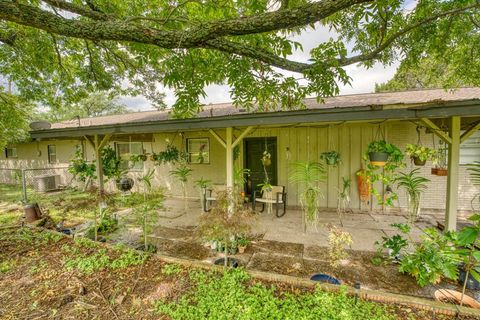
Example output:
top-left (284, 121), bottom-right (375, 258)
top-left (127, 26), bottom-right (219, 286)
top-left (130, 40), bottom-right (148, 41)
top-left (460, 130), bottom-right (480, 165)
top-left (187, 138), bottom-right (210, 164)
top-left (5, 147), bottom-right (17, 158)
top-left (115, 142), bottom-right (144, 170)
top-left (47, 145), bottom-right (56, 164)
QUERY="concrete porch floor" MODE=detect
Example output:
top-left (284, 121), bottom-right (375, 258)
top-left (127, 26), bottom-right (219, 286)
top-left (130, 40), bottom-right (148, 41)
top-left (155, 197), bottom-right (439, 252)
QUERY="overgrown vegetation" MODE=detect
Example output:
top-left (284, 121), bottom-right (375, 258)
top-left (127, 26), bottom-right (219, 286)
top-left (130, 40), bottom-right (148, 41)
top-left (154, 268), bottom-right (396, 320)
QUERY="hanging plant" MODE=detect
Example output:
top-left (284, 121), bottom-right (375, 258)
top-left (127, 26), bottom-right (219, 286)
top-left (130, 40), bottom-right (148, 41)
top-left (366, 140), bottom-right (403, 167)
top-left (405, 144), bottom-right (437, 166)
top-left (261, 150), bottom-right (271, 167)
top-left (320, 151), bottom-right (341, 166)
top-left (129, 153), bottom-right (147, 163)
top-left (151, 144), bottom-right (180, 165)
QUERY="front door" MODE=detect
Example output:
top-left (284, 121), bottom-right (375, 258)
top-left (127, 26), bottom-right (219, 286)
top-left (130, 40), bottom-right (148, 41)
top-left (243, 137), bottom-right (277, 197)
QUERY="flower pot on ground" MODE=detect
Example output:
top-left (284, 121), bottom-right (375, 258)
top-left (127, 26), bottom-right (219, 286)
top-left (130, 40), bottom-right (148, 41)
top-left (236, 237), bottom-right (250, 254)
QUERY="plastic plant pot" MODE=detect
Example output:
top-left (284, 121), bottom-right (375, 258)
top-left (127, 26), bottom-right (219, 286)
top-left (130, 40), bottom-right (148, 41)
top-left (310, 273), bottom-right (341, 285)
top-left (368, 152), bottom-right (388, 167)
top-left (412, 156), bottom-right (426, 166)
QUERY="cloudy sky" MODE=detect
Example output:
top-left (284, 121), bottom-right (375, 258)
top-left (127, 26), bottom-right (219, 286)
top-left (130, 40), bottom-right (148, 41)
top-left (121, 24), bottom-right (401, 111)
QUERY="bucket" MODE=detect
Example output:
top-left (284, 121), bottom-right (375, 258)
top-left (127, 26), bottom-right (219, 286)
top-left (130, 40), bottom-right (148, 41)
top-left (24, 203), bottom-right (41, 223)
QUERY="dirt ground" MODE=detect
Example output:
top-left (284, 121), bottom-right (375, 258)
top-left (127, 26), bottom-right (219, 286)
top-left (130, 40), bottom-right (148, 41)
top-left (1, 227), bottom-right (478, 320)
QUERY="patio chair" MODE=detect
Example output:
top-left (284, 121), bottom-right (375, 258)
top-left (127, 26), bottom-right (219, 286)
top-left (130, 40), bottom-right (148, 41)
top-left (252, 185), bottom-right (287, 217)
top-left (204, 184), bottom-right (227, 212)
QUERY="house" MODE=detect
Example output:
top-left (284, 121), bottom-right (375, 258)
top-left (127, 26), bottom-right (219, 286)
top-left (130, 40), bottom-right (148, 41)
top-left (1, 88), bottom-right (480, 231)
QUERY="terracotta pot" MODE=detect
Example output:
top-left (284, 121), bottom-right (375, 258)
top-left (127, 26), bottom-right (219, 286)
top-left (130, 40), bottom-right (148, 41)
top-left (238, 246), bottom-right (246, 254)
top-left (431, 167), bottom-right (438, 175)
top-left (434, 289), bottom-right (480, 309)
top-left (368, 152), bottom-right (388, 167)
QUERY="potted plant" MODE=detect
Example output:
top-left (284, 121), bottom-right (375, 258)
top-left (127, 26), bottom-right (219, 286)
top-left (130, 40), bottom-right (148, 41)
top-left (289, 161), bottom-right (326, 231)
top-left (366, 140), bottom-right (403, 167)
top-left (396, 169), bottom-right (430, 224)
top-left (194, 177), bottom-right (211, 211)
top-left (405, 144), bottom-right (437, 166)
top-left (236, 237), bottom-right (250, 254)
top-left (261, 150), bottom-right (271, 167)
top-left (170, 164), bottom-right (193, 213)
top-left (197, 190), bottom-right (255, 267)
top-left (320, 151), bottom-right (341, 166)
top-left (151, 144), bottom-right (180, 165)
top-left (432, 145), bottom-right (448, 176)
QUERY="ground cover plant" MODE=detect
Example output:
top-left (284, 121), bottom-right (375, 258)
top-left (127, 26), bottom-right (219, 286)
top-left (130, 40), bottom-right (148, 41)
top-left (0, 226), bottom-right (477, 320)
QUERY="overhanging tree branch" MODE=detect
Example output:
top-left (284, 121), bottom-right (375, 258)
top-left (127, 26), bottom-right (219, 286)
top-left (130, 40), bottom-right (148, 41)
top-left (42, 0), bottom-right (110, 21)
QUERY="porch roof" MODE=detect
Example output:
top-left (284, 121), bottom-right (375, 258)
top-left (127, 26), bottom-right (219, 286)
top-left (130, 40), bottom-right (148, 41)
top-left (30, 87), bottom-right (480, 139)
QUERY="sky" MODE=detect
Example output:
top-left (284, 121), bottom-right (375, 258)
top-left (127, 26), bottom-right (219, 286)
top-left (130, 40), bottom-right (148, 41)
top-left (120, 24), bottom-right (401, 111)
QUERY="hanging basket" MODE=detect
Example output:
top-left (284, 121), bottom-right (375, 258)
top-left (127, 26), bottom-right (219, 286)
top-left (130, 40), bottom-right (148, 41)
top-left (116, 176), bottom-right (134, 191)
top-left (368, 152), bottom-right (388, 167)
top-left (412, 156), bottom-right (426, 166)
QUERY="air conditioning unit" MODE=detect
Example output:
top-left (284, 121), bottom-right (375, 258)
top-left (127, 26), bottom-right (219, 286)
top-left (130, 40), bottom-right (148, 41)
top-left (34, 174), bottom-right (58, 192)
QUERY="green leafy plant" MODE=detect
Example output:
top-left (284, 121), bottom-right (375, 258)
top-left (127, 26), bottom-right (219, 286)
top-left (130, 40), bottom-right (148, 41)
top-left (320, 151), bottom-right (341, 166)
top-left (288, 161), bottom-right (326, 227)
top-left (336, 177), bottom-right (351, 225)
top-left (399, 228), bottom-right (458, 287)
top-left (375, 223), bottom-right (411, 261)
top-left (170, 164), bottom-right (193, 212)
top-left (68, 145), bottom-right (96, 189)
top-left (327, 225), bottom-right (353, 268)
top-left (197, 190), bottom-right (255, 267)
top-left (86, 212), bottom-right (118, 239)
top-left (364, 141), bottom-right (404, 207)
top-left (152, 144), bottom-right (180, 165)
top-left (455, 214), bottom-right (480, 306)
top-left (129, 153), bottom-right (147, 164)
top-left (136, 169), bottom-right (161, 251)
top-left (154, 268), bottom-right (396, 319)
top-left (101, 146), bottom-right (123, 180)
top-left (396, 169), bottom-right (430, 224)
top-left (467, 162), bottom-right (480, 211)
top-left (405, 144), bottom-right (437, 163)
top-left (162, 263), bottom-right (182, 276)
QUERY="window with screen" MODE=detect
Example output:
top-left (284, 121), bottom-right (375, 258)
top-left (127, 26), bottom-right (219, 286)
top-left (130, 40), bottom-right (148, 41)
top-left (460, 130), bottom-right (480, 165)
top-left (115, 142), bottom-right (144, 170)
top-left (47, 145), bottom-right (56, 164)
top-left (187, 138), bottom-right (210, 164)
top-left (5, 147), bottom-right (17, 158)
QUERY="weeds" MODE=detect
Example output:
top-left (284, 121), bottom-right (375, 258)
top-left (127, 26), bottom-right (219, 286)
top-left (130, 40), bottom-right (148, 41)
top-left (162, 263), bottom-right (182, 276)
top-left (0, 259), bottom-right (16, 273)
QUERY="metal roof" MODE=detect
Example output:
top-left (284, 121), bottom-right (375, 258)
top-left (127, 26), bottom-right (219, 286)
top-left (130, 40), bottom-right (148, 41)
top-left (31, 88), bottom-right (480, 139)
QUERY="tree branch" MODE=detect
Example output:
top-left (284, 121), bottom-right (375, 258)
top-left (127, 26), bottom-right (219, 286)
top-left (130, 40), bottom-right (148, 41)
top-left (42, 0), bottom-right (109, 21)
top-left (336, 3), bottom-right (480, 66)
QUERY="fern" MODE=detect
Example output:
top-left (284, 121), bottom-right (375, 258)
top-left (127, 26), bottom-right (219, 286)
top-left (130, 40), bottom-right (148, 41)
top-left (467, 162), bottom-right (480, 186)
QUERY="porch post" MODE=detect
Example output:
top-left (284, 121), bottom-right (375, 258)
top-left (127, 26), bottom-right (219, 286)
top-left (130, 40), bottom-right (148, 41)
top-left (93, 135), bottom-right (105, 196)
top-left (445, 116), bottom-right (461, 231)
top-left (226, 127), bottom-right (234, 191)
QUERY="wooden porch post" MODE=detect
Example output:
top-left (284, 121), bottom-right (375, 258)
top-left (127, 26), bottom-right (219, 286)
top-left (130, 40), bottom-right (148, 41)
top-left (226, 127), bottom-right (234, 191)
top-left (445, 116), bottom-right (461, 231)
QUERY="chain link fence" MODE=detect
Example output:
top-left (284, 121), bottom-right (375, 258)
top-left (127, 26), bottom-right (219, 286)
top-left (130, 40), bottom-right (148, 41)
top-left (0, 167), bottom-right (74, 203)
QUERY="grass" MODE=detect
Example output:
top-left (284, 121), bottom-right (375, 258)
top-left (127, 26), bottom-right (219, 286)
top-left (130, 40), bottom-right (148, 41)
top-left (0, 184), bottom-right (165, 227)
